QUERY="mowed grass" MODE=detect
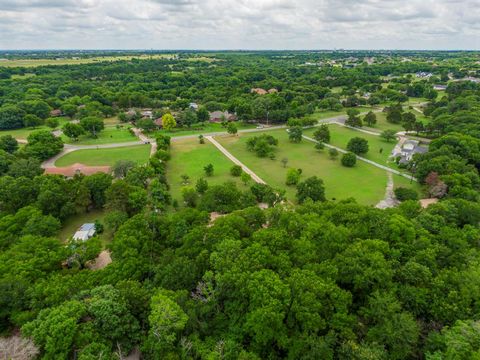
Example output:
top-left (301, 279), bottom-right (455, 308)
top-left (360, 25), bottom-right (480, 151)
top-left (152, 122), bottom-right (256, 138)
top-left (58, 209), bottom-right (110, 245)
top-left (62, 126), bottom-right (136, 145)
top-left (304, 124), bottom-right (397, 167)
top-left (55, 145), bottom-right (151, 167)
top-left (216, 130), bottom-right (415, 205)
top-left (0, 119), bottom-right (68, 139)
top-left (365, 112), bottom-right (404, 133)
top-left (167, 137), bottom-right (245, 204)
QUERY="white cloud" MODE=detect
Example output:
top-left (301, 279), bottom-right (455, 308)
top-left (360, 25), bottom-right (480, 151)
top-left (0, 0), bottom-right (478, 49)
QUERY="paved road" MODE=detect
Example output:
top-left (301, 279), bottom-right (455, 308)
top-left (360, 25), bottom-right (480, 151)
top-left (205, 136), bottom-right (266, 184)
top-left (40, 107), bottom-right (429, 172)
top-left (375, 172), bottom-right (400, 209)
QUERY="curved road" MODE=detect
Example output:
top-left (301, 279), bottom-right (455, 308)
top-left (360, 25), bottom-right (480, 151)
top-left (39, 106), bottom-right (428, 172)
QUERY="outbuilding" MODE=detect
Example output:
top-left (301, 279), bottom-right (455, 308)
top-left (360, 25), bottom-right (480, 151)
top-left (73, 223), bottom-right (96, 241)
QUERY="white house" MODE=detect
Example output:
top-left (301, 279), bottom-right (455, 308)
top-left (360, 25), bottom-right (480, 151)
top-left (140, 109), bottom-right (153, 119)
top-left (73, 223), bottom-right (96, 241)
top-left (189, 102), bottom-right (199, 110)
top-left (393, 140), bottom-right (428, 164)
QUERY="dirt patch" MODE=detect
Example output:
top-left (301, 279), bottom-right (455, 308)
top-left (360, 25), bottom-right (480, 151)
top-left (0, 334), bottom-right (39, 360)
top-left (44, 163), bottom-right (111, 177)
top-left (420, 198), bottom-right (438, 208)
top-left (86, 250), bottom-right (112, 270)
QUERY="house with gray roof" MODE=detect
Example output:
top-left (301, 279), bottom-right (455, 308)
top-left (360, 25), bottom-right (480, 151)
top-left (73, 223), bottom-right (96, 242)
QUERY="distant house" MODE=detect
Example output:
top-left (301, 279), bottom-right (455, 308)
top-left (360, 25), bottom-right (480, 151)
top-left (154, 117), bottom-right (163, 127)
top-left (73, 223), bottom-right (96, 242)
top-left (251, 88), bottom-right (268, 95)
top-left (392, 139), bottom-right (428, 164)
top-left (433, 84), bottom-right (447, 91)
top-left (209, 111), bottom-right (237, 123)
top-left (415, 71), bottom-right (433, 79)
top-left (140, 109), bottom-right (153, 119)
top-left (126, 109), bottom-right (137, 118)
top-left (50, 109), bottom-right (62, 117)
top-left (267, 88), bottom-right (278, 94)
top-left (189, 102), bottom-right (199, 110)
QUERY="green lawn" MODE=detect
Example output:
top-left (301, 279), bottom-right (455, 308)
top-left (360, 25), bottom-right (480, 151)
top-left (167, 137), bottom-right (245, 204)
top-left (0, 119), bottom-right (68, 140)
top-left (304, 124), bottom-right (397, 167)
top-left (62, 126), bottom-right (136, 145)
top-left (152, 122), bottom-right (256, 138)
top-left (364, 112), bottom-right (404, 133)
top-left (216, 130), bottom-right (417, 205)
top-left (307, 109), bottom-right (345, 120)
top-left (58, 209), bottom-right (110, 244)
top-left (55, 145), bottom-right (151, 167)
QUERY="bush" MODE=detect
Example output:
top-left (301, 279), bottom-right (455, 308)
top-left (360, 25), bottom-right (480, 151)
top-left (195, 178), bottom-right (208, 194)
top-left (204, 164), bottom-right (214, 177)
top-left (286, 168), bottom-right (301, 186)
top-left (329, 148), bottom-right (339, 160)
top-left (230, 165), bottom-right (243, 177)
top-left (394, 187), bottom-right (419, 201)
top-left (296, 176), bottom-right (326, 203)
top-left (341, 152), bottom-right (357, 167)
top-left (246, 134), bottom-right (278, 158)
top-left (154, 149), bottom-right (171, 162)
top-left (347, 137), bottom-right (369, 155)
top-left (45, 117), bottom-right (59, 128)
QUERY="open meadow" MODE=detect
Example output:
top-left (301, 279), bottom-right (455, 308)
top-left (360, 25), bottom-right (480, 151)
top-left (216, 129), bottom-right (420, 205)
top-left (55, 144), bottom-right (151, 167)
top-left (304, 124), bottom-right (397, 166)
top-left (62, 126), bottom-right (136, 145)
top-left (167, 137), bottom-right (246, 204)
top-left (0, 54), bottom-right (175, 68)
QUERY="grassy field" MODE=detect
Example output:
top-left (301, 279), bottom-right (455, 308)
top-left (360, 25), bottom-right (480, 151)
top-left (55, 144), bottom-right (151, 167)
top-left (11, 73), bottom-right (36, 79)
top-left (167, 137), bottom-right (245, 204)
top-left (304, 124), bottom-right (397, 166)
top-left (0, 119), bottom-right (68, 140)
top-left (152, 122), bottom-right (256, 138)
top-left (364, 112), bottom-right (404, 132)
top-left (0, 54), bottom-right (175, 68)
top-left (62, 126), bottom-right (136, 145)
top-left (58, 209), bottom-right (110, 244)
top-left (216, 130), bottom-right (418, 205)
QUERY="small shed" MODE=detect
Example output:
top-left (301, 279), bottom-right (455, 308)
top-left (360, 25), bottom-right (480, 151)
top-left (73, 223), bottom-right (96, 241)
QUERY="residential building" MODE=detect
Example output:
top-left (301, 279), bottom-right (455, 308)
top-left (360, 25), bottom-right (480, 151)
top-left (50, 109), bottom-right (62, 117)
top-left (392, 139), bottom-right (428, 164)
top-left (209, 111), bottom-right (237, 123)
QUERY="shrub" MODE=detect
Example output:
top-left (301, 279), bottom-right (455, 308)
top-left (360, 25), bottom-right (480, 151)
top-left (329, 148), bottom-right (339, 160)
top-left (341, 152), bottom-right (357, 167)
top-left (394, 187), bottom-right (419, 201)
top-left (230, 165), bottom-right (243, 177)
top-left (296, 176), bottom-right (326, 203)
top-left (286, 168), bottom-right (301, 186)
top-left (347, 137), bottom-right (369, 155)
top-left (204, 164), bottom-right (214, 177)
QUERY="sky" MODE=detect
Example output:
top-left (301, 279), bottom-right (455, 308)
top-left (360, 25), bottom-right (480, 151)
top-left (0, 0), bottom-right (479, 50)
